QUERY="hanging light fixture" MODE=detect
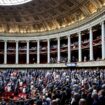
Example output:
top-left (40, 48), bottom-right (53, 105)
top-left (0, 0), bottom-right (32, 6)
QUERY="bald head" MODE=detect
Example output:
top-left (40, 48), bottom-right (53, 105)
top-left (79, 98), bottom-right (87, 105)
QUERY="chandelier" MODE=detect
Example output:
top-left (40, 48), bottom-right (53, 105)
top-left (0, 0), bottom-right (32, 6)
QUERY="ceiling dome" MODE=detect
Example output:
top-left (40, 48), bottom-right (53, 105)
top-left (0, 0), bottom-right (104, 34)
top-left (0, 0), bottom-right (32, 6)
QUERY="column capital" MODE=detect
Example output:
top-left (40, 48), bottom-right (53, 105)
top-left (4, 40), bottom-right (7, 42)
top-left (26, 40), bottom-right (30, 43)
top-left (15, 40), bottom-right (19, 43)
top-left (78, 31), bottom-right (81, 34)
top-left (88, 27), bottom-right (92, 31)
top-left (56, 37), bottom-right (60, 40)
top-left (78, 32), bottom-right (81, 37)
top-left (67, 35), bottom-right (70, 38)
top-left (47, 39), bottom-right (50, 41)
top-left (37, 39), bottom-right (40, 43)
top-left (100, 21), bottom-right (104, 25)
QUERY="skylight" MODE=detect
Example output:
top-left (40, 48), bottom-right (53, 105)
top-left (0, 0), bottom-right (32, 6)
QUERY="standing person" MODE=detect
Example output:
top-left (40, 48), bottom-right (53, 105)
top-left (79, 99), bottom-right (87, 105)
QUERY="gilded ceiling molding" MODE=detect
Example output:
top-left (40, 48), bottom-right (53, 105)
top-left (0, 0), bottom-right (104, 35)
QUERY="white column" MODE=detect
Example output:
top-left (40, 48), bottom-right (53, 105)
top-left (16, 41), bottom-right (19, 64)
top-left (4, 40), bottom-right (7, 64)
top-left (78, 32), bottom-right (82, 62)
top-left (27, 41), bottom-right (29, 64)
top-left (57, 37), bottom-right (60, 63)
top-left (47, 39), bottom-right (50, 63)
top-left (101, 22), bottom-right (105, 60)
top-left (89, 27), bottom-right (93, 61)
top-left (37, 40), bottom-right (40, 64)
top-left (68, 36), bottom-right (71, 62)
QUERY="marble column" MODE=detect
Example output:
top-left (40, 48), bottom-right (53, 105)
top-left (57, 37), bottom-right (60, 63)
top-left (37, 40), bottom-right (40, 64)
top-left (47, 39), bottom-right (50, 63)
top-left (78, 32), bottom-right (82, 62)
top-left (68, 36), bottom-right (71, 62)
top-left (26, 40), bottom-right (29, 64)
top-left (89, 27), bottom-right (93, 61)
top-left (4, 40), bottom-right (7, 64)
top-left (16, 41), bottom-right (19, 64)
top-left (101, 22), bottom-right (105, 59)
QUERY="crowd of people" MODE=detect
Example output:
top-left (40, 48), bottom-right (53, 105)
top-left (71, 69), bottom-right (105, 105)
top-left (0, 69), bottom-right (105, 105)
top-left (0, 69), bottom-right (71, 105)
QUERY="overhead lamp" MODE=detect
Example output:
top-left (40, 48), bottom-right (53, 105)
top-left (0, 0), bottom-right (32, 6)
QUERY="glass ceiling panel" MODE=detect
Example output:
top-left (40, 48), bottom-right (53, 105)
top-left (0, 0), bottom-right (32, 6)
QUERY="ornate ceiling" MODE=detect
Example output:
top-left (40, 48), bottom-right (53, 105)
top-left (0, 0), bottom-right (104, 34)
